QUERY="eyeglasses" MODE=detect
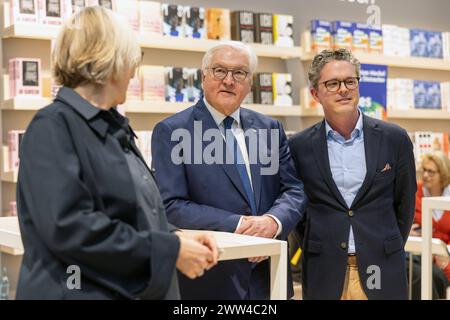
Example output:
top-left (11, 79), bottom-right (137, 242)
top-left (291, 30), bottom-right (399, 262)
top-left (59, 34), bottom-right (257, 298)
top-left (319, 77), bottom-right (360, 92)
top-left (421, 167), bottom-right (438, 177)
top-left (209, 67), bottom-right (249, 82)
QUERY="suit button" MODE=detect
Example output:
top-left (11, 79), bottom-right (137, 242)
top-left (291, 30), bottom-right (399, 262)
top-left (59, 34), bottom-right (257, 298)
top-left (348, 210), bottom-right (354, 217)
top-left (340, 242), bottom-right (347, 250)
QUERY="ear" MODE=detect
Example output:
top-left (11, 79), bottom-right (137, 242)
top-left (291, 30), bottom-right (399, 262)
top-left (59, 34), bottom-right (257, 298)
top-left (310, 86), bottom-right (321, 104)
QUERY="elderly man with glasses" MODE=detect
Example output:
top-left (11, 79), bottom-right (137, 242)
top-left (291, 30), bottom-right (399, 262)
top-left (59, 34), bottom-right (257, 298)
top-left (151, 41), bottom-right (307, 299)
top-left (288, 48), bottom-right (417, 300)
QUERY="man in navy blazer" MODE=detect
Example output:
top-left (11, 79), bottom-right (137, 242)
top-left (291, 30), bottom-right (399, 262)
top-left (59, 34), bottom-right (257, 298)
top-left (288, 49), bottom-right (416, 299)
top-left (151, 42), bottom-right (307, 299)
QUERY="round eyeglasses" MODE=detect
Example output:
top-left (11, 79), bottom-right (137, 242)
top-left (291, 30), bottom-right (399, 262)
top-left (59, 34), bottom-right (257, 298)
top-left (319, 77), bottom-right (360, 92)
top-left (209, 67), bottom-right (249, 82)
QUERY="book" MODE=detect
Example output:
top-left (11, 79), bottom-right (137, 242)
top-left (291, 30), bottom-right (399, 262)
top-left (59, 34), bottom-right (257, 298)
top-left (184, 6), bottom-right (205, 39)
top-left (413, 80), bottom-right (428, 109)
top-left (139, 1), bottom-right (162, 35)
top-left (273, 14), bottom-right (294, 47)
top-left (242, 89), bottom-right (254, 105)
top-left (165, 67), bottom-right (189, 102)
top-left (358, 64), bottom-right (387, 120)
top-left (426, 81), bottom-right (441, 109)
top-left (141, 65), bottom-right (165, 102)
top-left (9, 58), bottom-right (42, 97)
top-left (8, 130), bottom-right (26, 173)
top-left (205, 8), bottom-right (231, 40)
top-left (410, 29), bottom-right (428, 57)
top-left (126, 74), bottom-right (141, 101)
top-left (272, 73), bottom-right (293, 106)
top-left (115, 0), bottom-right (139, 32)
top-left (231, 11), bottom-right (255, 43)
top-left (382, 24), bottom-right (410, 57)
top-left (368, 24), bottom-right (383, 54)
top-left (427, 31), bottom-right (443, 59)
top-left (37, 0), bottom-right (64, 26)
top-left (187, 68), bottom-right (203, 103)
top-left (352, 23), bottom-right (370, 53)
top-left (387, 78), bottom-right (414, 111)
top-left (310, 19), bottom-right (331, 51)
top-left (255, 13), bottom-right (273, 45)
top-left (97, 0), bottom-right (116, 11)
top-left (162, 4), bottom-right (183, 37)
top-left (254, 73), bottom-right (273, 105)
top-left (331, 21), bottom-right (354, 50)
top-left (10, 0), bottom-right (39, 24)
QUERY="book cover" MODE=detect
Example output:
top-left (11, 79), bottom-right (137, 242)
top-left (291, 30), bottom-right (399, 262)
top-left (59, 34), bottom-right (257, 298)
top-left (413, 80), bottom-right (428, 109)
top-left (231, 11), bottom-right (255, 43)
top-left (162, 4), bottom-right (183, 37)
top-left (115, 0), bottom-right (138, 31)
top-left (97, 0), bottom-right (116, 11)
top-left (205, 8), bottom-right (231, 40)
top-left (126, 74), bottom-right (141, 101)
top-left (331, 21), bottom-right (354, 50)
top-left (310, 20), bottom-right (331, 51)
top-left (141, 65), bottom-right (165, 102)
top-left (38, 0), bottom-right (64, 26)
top-left (165, 67), bottom-right (189, 102)
top-left (10, 0), bottom-right (39, 24)
top-left (358, 64), bottom-right (388, 120)
top-left (427, 31), bottom-right (443, 59)
top-left (426, 81), bottom-right (441, 109)
top-left (273, 14), bottom-right (294, 47)
top-left (242, 89), bottom-right (254, 105)
top-left (139, 1), bottom-right (162, 35)
top-left (8, 130), bottom-right (26, 173)
top-left (272, 73), bottom-right (293, 106)
top-left (254, 73), bottom-right (273, 105)
top-left (352, 23), bottom-right (370, 53)
top-left (368, 24), bottom-right (383, 54)
top-left (184, 6), bottom-right (205, 39)
top-left (410, 29), bottom-right (428, 57)
top-left (255, 13), bottom-right (273, 45)
top-left (9, 58), bottom-right (42, 97)
top-left (187, 68), bottom-right (203, 103)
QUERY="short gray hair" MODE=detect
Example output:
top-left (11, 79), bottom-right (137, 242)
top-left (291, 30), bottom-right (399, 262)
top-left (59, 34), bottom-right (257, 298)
top-left (308, 48), bottom-right (360, 90)
top-left (201, 41), bottom-right (258, 74)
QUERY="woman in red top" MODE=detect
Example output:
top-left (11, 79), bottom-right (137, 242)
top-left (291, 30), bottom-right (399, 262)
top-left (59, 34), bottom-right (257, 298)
top-left (412, 152), bottom-right (450, 281)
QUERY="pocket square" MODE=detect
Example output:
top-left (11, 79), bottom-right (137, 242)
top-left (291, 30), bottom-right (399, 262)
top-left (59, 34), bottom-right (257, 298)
top-left (381, 163), bottom-right (392, 172)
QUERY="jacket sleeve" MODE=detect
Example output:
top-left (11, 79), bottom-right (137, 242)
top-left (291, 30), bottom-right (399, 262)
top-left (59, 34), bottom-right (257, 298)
top-left (394, 130), bottom-right (417, 243)
top-left (266, 121), bottom-right (308, 239)
top-left (151, 121), bottom-right (242, 232)
top-left (17, 113), bottom-right (179, 299)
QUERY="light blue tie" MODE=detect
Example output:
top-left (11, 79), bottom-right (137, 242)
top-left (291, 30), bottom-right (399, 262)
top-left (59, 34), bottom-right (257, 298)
top-left (223, 116), bottom-right (257, 214)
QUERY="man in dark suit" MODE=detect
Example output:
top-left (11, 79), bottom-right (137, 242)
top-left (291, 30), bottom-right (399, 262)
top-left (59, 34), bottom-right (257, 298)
top-left (151, 42), bottom-right (307, 299)
top-left (288, 48), bottom-right (416, 300)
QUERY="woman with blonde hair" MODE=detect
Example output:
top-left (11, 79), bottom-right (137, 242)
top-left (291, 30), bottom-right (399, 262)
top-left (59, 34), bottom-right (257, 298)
top-left (410, 151), bottom-right (450, 299)
top-left (16, 6), bottom-right (217, 300)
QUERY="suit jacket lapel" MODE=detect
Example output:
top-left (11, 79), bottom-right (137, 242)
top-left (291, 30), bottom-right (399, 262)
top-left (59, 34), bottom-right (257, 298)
top-left (352, 115), bottom-right (381, 207)
top-left (311, 120), bottom-right (348, 209)
top-left (193, 100), bottom-right (251, 206)
top-left (241, 108), bottom-right (261, 212)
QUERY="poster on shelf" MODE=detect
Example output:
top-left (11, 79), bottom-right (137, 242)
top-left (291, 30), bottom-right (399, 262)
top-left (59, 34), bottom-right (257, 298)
top-left (358, 64), bottom-right (388, 120)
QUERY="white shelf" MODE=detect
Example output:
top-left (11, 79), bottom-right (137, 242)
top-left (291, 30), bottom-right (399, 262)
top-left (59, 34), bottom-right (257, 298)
top-left (2, 97), bottom-right (303, 117)
top-left (387, 109), bottom-right (450, 120)
top-left (3, 24), bottom-right (302, 59)
top-left (301, 49), bottom-right (450, 71)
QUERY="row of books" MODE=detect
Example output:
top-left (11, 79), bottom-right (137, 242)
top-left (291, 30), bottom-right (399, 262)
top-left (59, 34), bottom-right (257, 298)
top-left (387, 79), bottom-right (450, 111)
top-left (410, 131), bottom-right (450, 165)
top-left (9, 1), bottom-right (295, 46)
top-left (308, 19), bottom-right (449, 59)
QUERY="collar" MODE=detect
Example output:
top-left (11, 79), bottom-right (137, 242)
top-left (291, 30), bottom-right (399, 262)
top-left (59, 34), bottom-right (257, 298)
top-left (203, 97), bottom-right (241, 128)
top-left (55, 87), bottom-right (103, 121)
top-left (325, 110), bottom-right (364, 142)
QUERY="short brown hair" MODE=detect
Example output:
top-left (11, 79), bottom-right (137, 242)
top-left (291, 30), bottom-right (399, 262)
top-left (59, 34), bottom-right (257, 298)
top-left (308, 48), bottom-right (360, 90)
top-left (52, 6), bottom-right (141, 88)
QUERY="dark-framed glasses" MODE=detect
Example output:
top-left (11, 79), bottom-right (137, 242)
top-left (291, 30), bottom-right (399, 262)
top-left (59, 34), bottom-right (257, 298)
top-left (319, 77), bottom-right (360, 92)
top-left (209, 67), bottom-right (249, 82)
top-left (421, 167), bottom-right (438, 177)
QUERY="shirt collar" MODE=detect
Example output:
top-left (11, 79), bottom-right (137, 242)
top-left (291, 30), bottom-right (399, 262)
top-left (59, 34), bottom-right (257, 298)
top-left (203, 97), bottom-right (241, 128)
top-left (325, 111), bottom-right (363, 142)
top-left (55, 87), bottom-right (103, 121)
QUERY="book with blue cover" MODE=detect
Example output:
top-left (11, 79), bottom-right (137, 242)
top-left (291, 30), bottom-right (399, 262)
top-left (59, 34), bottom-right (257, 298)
top-left (427, 31), bottom-right (443, 59)
top-left (410, 29), bottom-right (428, 57)
top-left (426, 81), bottom-right (441, 109)
top-left (413, 80), bottom-right (428, 108)
top-left (358, 64), bottom-right (388, 120)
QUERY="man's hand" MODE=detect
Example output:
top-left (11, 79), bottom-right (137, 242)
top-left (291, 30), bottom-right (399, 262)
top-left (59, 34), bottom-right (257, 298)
top-left (175, 231), bottom-right (219, 279)
top-left (235, 215), bottom-right (278, 263)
